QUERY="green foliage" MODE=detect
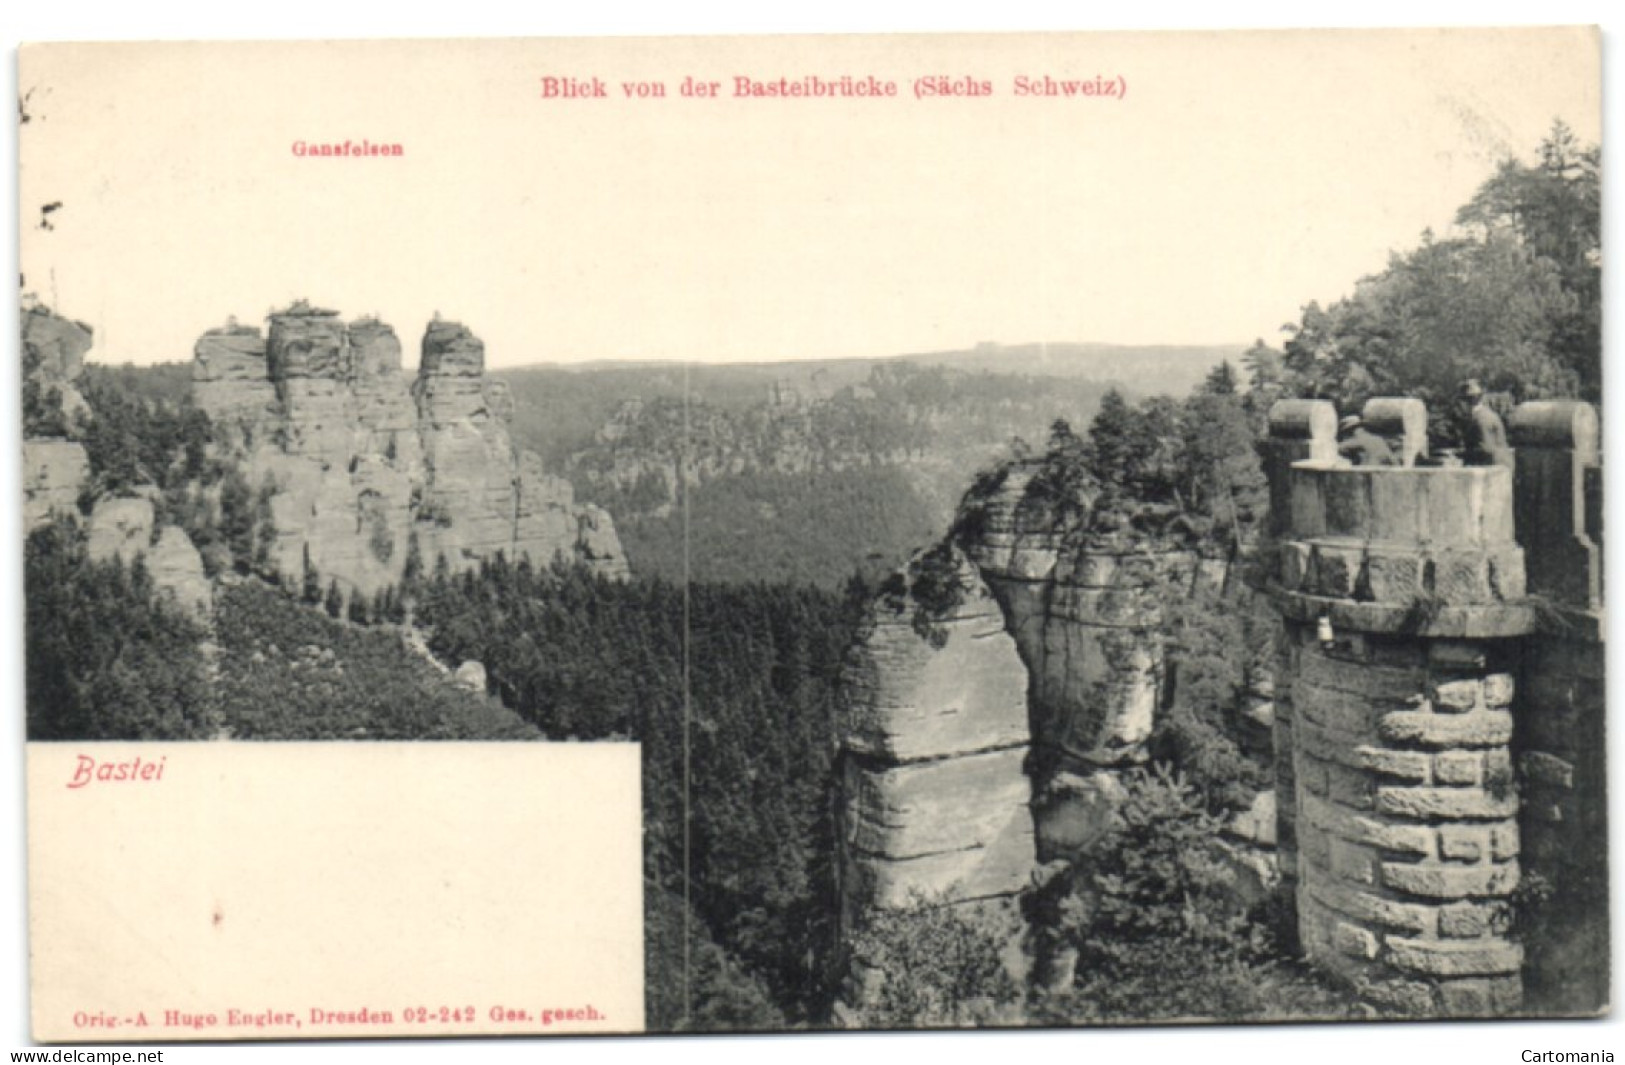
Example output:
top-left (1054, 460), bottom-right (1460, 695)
top-left (412, 559), bottom-right (857, 1027)
top-left (77, 365), bottom-right (215, 499)
top-left (78, 361), bottom-right (196, 407)
top-left (967, 376), bottom-right (1266, 551)
top-left (252, 477), bottom-right (279, 576)
top-left (843, 900), bottom-right (1024, 1028)
top-left (557, 360), bottom-right (1158, 587)
top-left (21, 344), bottom-right (71, 437)
top-left (645, 889), bottom-right (785, 1032)
top-left (25, 519), bottom-right (217, 740)
top-left (301, 546), bottom-right (322, 606)
top-left (1034, 417), bottom-right (1096, 521)
top-left (615, 466), bottom-right (943, 588)
top-left (1153, 580), bottom-right (1271, 812)
top-left (1455, 120), bottom-right (1599, 400)
top-left (1280, 123), bottom-right (1599, 409)
top-left (1039, 766), bottom-right (1359, 1023)
top-left (218, 468), bottom-right (256, 566)
top-left (875, 540), bottom-right (978, 648)
top-left (213, 581), bottom-right (538, 740)
top-left (367, 510), bottom-right (393, 566)
top-left (1241, 338), bottom-right (1286, 396)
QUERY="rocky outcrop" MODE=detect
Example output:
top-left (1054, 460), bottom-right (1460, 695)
top-left (959, 464), bottom-right (1228, 777)
top-left (193, 325), bottom-right (278, 426)
top-left (21, 303), bottom-right (92, 425)
top-left (837, 546), bottom-right (1034, 925)
top-left (836, 454), bottom-right (1274, 962)
top-left (454, 660), bottom-right (488, 693)
top-left (85, 496), bottom-right (212, 619)
top-left (22, 439), bottom-right (89, 532)
top-left (21, 305), bottom-right (94, 531)
top-left (194, 304), bottom-right (627, 597)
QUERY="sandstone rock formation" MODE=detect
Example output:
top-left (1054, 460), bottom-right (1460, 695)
top-left (22, 439), bottom-right (89, 532)
top-left (85, 496), bottom-right (212, 619)
top-left (454, 660), bottom-right (488, 693)
top-left (955, 462), bottom-right (1258, 863)
top-left (21, 305), bottom-right (94, 532)
top-left (193, 303), bottom-right (628, 597)
top-left (21, 302), bottom-right (92, 426)
top-left (837, 545), bottom-right (1035, 926)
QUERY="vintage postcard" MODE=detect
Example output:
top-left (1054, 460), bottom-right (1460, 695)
top-left (12, 26), bottom-right (1611, 1051)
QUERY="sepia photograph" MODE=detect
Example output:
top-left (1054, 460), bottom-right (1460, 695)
top-left (7, 15), bottom-right (1616, 1058)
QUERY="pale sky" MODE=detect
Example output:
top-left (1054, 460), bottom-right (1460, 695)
top-left (16, 29), bottom-right (1601, 371)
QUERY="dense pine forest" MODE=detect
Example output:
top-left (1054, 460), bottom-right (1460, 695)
top-left (413, 560), bottom-right (857, 1027)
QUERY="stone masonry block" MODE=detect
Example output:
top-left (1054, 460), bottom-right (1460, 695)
top-left (1431, 677), bottom-right (1484, 712)
top-left (1364, 638), bottom-right (1428, 669)
top-left (1487, 551), bottom-right (1526, 599)
top-left (1488, 823), bottom-right (1519, 862)
top-left (1427, 641), bottom-right (1488, 671)
top-left (1437, 977), bottom-right (1522, 1017)
top-left (1306, 877), bottom-right (1438, 937)
top-left (1298, 820), bottom-right (1331, 871)
top-left (1297, 752), bottom-right (1330, 798)
top-left (1436, 826), bottom-right (1489, 863)
top-left (1296, 719), bottom-right (1431, 781)
top-left (1363, 551), bottom-right (1424, 603)
top-left (1378, 709), bottom-right (1513, 749)
top-left (1332, 921), bottom-right (1381, 960)
top-left (1375, 787), bottom-right (1519, 821)
top-left (1326, 763), bottom-right (1376, 810)
top-left (1295, 682), bottom-right (1380, 737)
top-left (1311, 543), bottom-right (1363, 598)
top-left (1382, 861), bottom-right (1518, 899)
top-left (1433, 751), bottom-right (1484, 787)
top-left (1481, 673), bottom-right (1515, 708)
top-left (1438, 900), bottom-right (1509, 939)
top-left (1299, 653), bottom-right (1425, 703)
top-left (1385, 937), bottom-right (1522, 977)
top-left (1431, 553), bottom-right (1493, 603)
top-left (1329, 838), bottom-right (1380, 886)
top-left (1357, 976), bottom-right (1440, 1015)
top-left (1299, 792), bottom-right (1434, 858)
top-left (1280, 542), bottom-right (1311, 591)
top-left (1355, 746), bottom-right (1433, 783)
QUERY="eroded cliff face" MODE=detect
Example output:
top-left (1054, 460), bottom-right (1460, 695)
top-left (21, 306), bottom-right (212, 619)
top-left (836, 460), bottom-right (1277, 950)
top-left (21, 305), bottom-right (94, 531)
top-left (85, 497), bottom-right (213, 619)
top-left (955, 464), bottom-right (1255, 859)
top-left (194, 304), bottom-right (628, 596)
top-left (22, 303), bottom-right (92, 426)
top-left (836, 546), bottom-right (1035, 926)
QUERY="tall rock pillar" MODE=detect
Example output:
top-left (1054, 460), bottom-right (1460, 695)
top-left (837, 546), bottom-right (1035, 926)
top-left (1270, 406), bottom-right (1535, 1016)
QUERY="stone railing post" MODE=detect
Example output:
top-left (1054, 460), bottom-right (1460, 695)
top-left (1361, 396), bottom-right (1429, 467)
top-left (1260, 400), bottom-right (1338, 937)
top-left (1507, 401), bottom-right (1600, 610)
top-left (1261, 400), bottom-right (1338, 540)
